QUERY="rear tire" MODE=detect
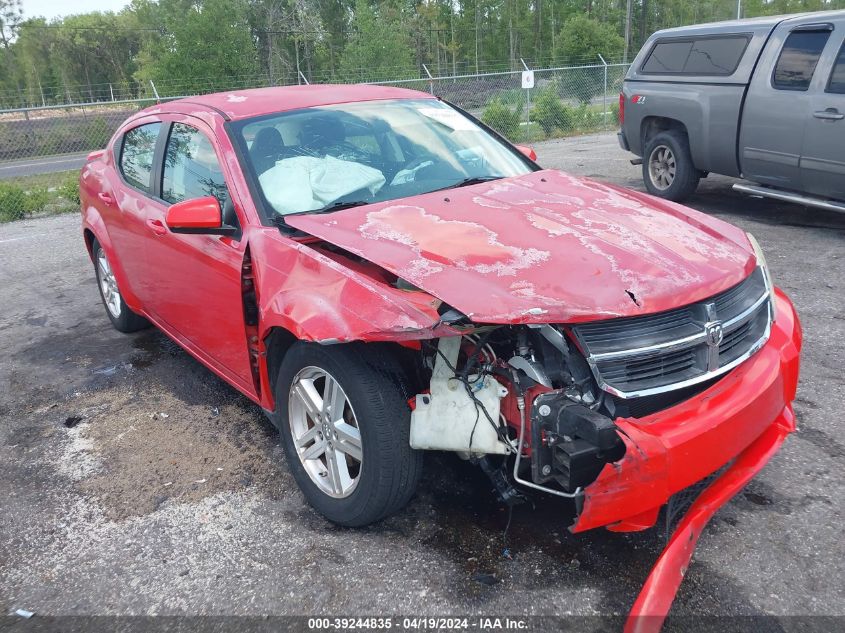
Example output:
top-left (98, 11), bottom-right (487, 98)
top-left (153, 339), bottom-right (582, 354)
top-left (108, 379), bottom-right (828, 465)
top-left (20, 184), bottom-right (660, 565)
top-left (92, 239), bottom-right (149, 333)
top-left (642, 130), bottom-right (700, 202)
top-left (274, 342), bottom-right (422, 527)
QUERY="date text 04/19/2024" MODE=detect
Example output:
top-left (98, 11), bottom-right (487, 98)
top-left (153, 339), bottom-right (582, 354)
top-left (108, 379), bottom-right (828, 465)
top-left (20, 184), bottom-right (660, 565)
top-left (307, 617), bottom-right (529, 630)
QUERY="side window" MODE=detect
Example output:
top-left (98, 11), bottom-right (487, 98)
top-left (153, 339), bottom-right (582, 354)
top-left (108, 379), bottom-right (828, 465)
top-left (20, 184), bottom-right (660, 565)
top-left (640, 36), bottom-right (749, 75)
top-left (641, 41), bottom-right (692, 73)
top-left (120, 123), bottom-right (162, 193)
top-left (162, 123), bottom-right (228, 205)
top-left (684, 37), bottom-right (749, 74)
top-left (773, 30), bottom-right (831, 91)
top-left (827, 42), bottom-right (845, 94)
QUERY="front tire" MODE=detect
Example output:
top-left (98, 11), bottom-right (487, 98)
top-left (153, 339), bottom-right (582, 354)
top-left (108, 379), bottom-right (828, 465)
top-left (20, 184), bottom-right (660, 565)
top-left (92, 239), bottom-right (149, 333)
top-left (275, 342), bottom-right (422, 526)
top-left (642, 130), bottom-right (700, 202)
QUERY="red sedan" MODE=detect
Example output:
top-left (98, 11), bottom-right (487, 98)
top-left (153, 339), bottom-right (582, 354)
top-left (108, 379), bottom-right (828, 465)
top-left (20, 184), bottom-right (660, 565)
top-left (80, 85), bottom-right (801, 625)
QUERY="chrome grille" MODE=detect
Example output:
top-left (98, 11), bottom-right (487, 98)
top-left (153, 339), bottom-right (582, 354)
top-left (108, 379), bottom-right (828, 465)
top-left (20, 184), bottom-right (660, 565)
top-left (571, 268), bottom-right (772, 399)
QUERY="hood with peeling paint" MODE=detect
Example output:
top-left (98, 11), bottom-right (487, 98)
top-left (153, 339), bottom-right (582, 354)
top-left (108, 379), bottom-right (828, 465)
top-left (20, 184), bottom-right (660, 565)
top-left (285, 170), bottom-right (756, 324)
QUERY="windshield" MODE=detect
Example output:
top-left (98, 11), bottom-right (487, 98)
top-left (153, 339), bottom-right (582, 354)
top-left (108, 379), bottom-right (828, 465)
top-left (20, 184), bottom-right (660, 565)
top-left (230, 99), bottom-right (534, 218)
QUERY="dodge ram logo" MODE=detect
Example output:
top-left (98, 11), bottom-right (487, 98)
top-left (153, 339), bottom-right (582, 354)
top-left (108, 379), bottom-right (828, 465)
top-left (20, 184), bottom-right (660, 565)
top-left (705, 321), bottom-right (724, 347)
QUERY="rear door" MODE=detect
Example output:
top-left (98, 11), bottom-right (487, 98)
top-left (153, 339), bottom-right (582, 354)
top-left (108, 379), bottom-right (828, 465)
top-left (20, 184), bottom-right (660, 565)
top-left (740, 23), bottom-right (833, 190)
top-left (107, 120), bottom-right (164, 304)
top-left (801, 18), bottom-right (845, 201)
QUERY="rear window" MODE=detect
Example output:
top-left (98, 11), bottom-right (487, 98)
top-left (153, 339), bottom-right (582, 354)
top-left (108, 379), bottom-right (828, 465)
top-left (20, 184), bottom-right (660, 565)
top-left (773, 30), bottom-right (831, 91)
top-left (641, 36), bottom-right (749, 75)
top-left (827, 42), bottom-right (845, 94)
top-left (119, 123), bottom-right (161, 193)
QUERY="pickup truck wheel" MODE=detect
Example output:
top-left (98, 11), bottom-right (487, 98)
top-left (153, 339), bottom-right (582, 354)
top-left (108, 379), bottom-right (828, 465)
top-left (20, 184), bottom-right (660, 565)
top-left (92, 239), bottom-right (149, 333)
top-left (643, 130), bottom-right (700, 201)
top-left (275, 342), bottom-right (422, 526)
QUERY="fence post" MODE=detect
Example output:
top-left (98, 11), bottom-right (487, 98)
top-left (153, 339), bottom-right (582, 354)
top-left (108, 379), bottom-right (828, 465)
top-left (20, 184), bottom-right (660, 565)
top-left (298, 70), bottom-right (310, 85)
top-left (598, 54), bottom-right (608, 131)
top-left (520, 58), bottom-right (531, 142)
top-left (149, 80), bottom-right (160, 103)
top-left (422, 64), bottom-right (434, 95)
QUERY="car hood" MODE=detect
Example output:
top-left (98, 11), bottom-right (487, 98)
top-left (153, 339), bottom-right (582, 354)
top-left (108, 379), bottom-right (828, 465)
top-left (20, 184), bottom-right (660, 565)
top-left (284, 170), bottom-right (756, 324)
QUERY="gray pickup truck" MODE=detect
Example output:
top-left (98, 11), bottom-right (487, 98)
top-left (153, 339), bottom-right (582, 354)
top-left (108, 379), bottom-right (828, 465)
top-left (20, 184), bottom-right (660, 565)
top-left (619, 10), bottom-right (845, 211)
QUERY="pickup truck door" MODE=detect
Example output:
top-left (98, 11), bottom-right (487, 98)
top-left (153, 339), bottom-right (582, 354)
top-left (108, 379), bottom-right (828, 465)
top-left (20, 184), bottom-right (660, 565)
top-left (739, 23), bottom-right (834, 191)
top-left (801, 22), bottom-right (845, 201)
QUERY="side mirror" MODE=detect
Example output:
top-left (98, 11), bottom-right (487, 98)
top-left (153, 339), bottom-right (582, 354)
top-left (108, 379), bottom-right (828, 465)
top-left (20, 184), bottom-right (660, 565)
top-left (165, 196), bottom-right (237, 236)
top-left (514, 145), bottom-right (537, 161)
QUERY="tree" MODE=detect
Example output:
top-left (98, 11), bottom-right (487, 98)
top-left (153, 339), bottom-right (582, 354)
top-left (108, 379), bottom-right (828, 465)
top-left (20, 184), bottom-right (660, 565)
top-left (0, 0), bottom-right (22, 49)
top-left (0, 0), bottom-right (23, 104)
top-left (50, 12), bottom-right (143, 101)
top-left (554, 14), bottom-right (625, 104)
top-left (134, 0), bottom-right (259, 95)
top-left (554, 14), bottom-right (625, 65)
top-left (340, 0), bottom-right (415, 81)
top-left (4, 0), bottom-right (841, 108)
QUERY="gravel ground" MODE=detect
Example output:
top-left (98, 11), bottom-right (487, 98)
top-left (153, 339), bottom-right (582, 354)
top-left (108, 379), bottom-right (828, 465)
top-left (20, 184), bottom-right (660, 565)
top-left (1, 132), bottom-right (843, 623)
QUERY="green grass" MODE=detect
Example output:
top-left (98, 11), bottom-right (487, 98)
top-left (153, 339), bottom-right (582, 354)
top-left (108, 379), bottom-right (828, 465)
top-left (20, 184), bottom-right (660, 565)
top-left (0, 169), bottom-right (80, 223)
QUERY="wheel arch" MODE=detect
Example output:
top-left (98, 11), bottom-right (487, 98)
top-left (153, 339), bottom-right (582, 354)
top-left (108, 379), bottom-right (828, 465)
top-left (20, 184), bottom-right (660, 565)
top-left (81, 208), bottom-right (144, 313)
top-left (641, 117), bottom-right (690, 150)
top-left (263, 325), bottom-right (299, 405)
top-left (83, 227), bottom-right (97, 261)
top-left (640, 114), bottom-right (716, 174)
top-left (261, 326), bottom-right (421, 414)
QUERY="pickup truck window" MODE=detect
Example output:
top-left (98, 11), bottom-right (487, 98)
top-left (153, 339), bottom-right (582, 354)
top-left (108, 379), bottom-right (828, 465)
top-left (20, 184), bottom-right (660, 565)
top-left (827, 43), bottom-right (845, 94)
top-left (773, 30), bottom-right (831, 91)
top-left (641, 36), bottom-right (749, 75)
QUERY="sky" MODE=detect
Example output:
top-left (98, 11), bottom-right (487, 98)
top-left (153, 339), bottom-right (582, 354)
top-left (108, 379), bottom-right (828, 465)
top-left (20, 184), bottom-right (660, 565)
top-left (21, 0), bottom-right (130, 22)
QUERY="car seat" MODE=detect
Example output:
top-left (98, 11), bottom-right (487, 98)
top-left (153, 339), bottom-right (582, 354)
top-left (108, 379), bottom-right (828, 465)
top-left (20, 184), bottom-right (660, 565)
top-left (250, 127), bottom-right (286, 175)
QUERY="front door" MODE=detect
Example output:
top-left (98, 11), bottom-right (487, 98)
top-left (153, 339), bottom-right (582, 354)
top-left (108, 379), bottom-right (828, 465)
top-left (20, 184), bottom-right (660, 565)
top-left (801, 24), bottom-right (845, 201)
top-left (142, 119), bottom-right (255, 395)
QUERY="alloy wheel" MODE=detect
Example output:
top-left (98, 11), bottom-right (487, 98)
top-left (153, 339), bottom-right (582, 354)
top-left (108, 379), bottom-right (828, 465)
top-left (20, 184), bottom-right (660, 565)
top-left (648, 144), bottom-right (676, 191)
top-left (288, 366), bottom-right (363, 498)
top-left (96, 248), bottom-right (122, 319)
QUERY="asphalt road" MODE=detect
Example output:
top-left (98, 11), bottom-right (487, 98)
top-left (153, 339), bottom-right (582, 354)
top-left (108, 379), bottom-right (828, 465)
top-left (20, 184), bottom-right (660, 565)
top-left (0, 152), bottom-right (88, 180)
top-left (1, 133), bottom-right (843, 625)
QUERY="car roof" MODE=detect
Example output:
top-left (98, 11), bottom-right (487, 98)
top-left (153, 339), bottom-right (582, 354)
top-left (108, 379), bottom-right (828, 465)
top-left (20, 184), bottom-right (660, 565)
top-left (650, 10), bottom-right (845, 37)
top-left (153, 84), bottom-right (436, 121)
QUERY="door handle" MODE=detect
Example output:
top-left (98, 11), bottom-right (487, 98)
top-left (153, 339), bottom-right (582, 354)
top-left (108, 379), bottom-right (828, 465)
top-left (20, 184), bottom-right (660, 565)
top-left (813, 108), bottom-right (844, 121)
top-left (146, 219), bottom-right (168, 236)
top-left (97, 192), bottom-right (114, 205)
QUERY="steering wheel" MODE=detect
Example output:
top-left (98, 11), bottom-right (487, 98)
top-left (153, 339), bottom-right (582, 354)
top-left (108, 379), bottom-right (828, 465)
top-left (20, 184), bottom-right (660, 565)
top-left (401, 155), bottom-right (436, 172)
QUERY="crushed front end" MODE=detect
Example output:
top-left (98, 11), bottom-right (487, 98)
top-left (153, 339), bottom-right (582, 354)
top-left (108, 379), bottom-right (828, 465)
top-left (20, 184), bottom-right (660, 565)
top-left (408, 256), bottom-right (800, 524)
top-left (403, 258), bottom-right (800, 623)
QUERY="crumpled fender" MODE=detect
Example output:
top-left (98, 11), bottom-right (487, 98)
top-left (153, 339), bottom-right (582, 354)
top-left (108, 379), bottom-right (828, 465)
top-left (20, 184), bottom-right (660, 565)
top-left (249, 228), bottom-right (457, 343)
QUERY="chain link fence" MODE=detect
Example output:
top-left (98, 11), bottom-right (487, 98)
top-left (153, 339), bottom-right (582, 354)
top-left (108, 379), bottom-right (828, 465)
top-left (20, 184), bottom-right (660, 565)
top-left (0, 61), bottom-right (628, 223)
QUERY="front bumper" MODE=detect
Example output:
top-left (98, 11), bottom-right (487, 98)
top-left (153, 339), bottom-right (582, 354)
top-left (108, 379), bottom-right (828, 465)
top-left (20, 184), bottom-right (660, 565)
top-left (572, 287), bottom-right (802, 533)
top-left (624, 410), bottom-right (794, 633)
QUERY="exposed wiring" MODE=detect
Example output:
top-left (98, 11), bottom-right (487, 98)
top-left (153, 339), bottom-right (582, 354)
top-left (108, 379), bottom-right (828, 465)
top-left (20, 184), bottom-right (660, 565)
top-left (468, 400), bottom-right (481, 452)
top-left (465, 333), bottom-right (495, 365)
top-left (422, 337), bottom-right (514, 451)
